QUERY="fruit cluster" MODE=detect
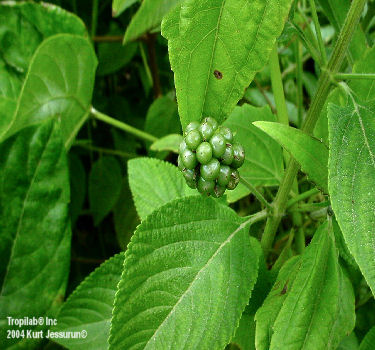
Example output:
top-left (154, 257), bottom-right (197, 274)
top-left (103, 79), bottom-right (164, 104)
top-left (178, 117), bottom-right (245, 197)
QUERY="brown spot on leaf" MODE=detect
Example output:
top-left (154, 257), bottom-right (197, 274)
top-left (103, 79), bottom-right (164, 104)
top-left (280, 280), bottom-right (288, 295)
top-left (214, 70), bottom-right (223, 79)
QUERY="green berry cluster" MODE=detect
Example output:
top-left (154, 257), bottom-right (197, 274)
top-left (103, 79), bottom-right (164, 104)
top-left (178, 117), bottom-right (245, 197)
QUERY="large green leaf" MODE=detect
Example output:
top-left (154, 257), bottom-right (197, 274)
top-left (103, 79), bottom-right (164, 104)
top-left (328, 101), bottom-right (375, 296)
top-left (0, 1), bottom-right (87, 100)
top-left (109, 196), bottom-right (260, 350)
top-left (223, 105), bottom-right (284, 203)
top-left (89, 156), bottom-right (123, 226)
top-left (255, 221), bottom-right (355, 350)
top-left (0, 120), bottom-right (71, 348)
top-left (53, 253), bottom-right (124, 350)
top-left (359, 326), bottom-right (375, 350)
top-left (162, 0), bottom-right (294, 128)
top-left (253, 121), bottom-right (329, 193)
top-left (128, 157), bottom-right (195, 220)
top-left (112, 0), bottom-right (140, 17)
top-left (0, 34), bottom-right (97, 148)
top-left (231, 313), bottom-right (256, 350)
top-left (150, 134), bottom-right (183, 154)
top-left (123, 0), bottom-right (182, 43)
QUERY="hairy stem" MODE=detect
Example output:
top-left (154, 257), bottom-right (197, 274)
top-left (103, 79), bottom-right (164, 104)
top-left (91, 107), bottom-right (158, 143)
top-left (240, 178), bottom-right (272, 211)
top-left (335, 73), bottom-right (375, 80)
top-left (261, 0), bottom-right (367, 256)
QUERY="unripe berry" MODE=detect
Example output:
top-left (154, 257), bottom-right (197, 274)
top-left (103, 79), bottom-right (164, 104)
top-left (217, 126), bottom-right (233, 142)
top-left (217, 165), bottom-right (231, 186)
top-left (181, 149), bottom-right (197, 169)
top-left (232, 143), bottom-right (245, 168)
top-left (221, 144), bottom-right (234, 165)
top-left (200, 158), bottom-right (220, 181)
top-left (197, 177), bottom-right (215, 195)
top-left (182, 168), bottom-right (197, 189)
top-left (179, 140), bottom-right (188, 154)
top-left (185, 121), bottom-right (200, 135)
top-left (212, 184), bottom-right (226, 198)
top-left (227, 169), bottom-right (240, 190)
top-left (203, 117), bottom-right (218, 131)
top-left (210, 133), bottom-right (226, 158)
top-left (199, 121), bottom-right (215, 141)
top-left (196, 142), bottom-right (212, 164)
top-left (185, 129), bottom-right (202, 150)
top-left (177, 155), bottom-right (185, 171)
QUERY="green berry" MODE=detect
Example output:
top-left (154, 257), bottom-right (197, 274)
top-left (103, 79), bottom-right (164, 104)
top-left (185, 129), bottom-right (202, 150)
top-left (212, 184), bottom-right (226, 198)
top-left (185, 121), bottom-right (200, 135)
top-left (179, 140), bottom-right (188, 154)
top-left (221, 144), bottom-right (234, 165)
top-left (217, 126), bottom-right (233, 142)
top-left (203, 117), bottom-right (218, 130)
top-left (196, 142), bottom-right (212, 164)
top-left (182, 168), bottom-right (197, 189)
top-left (217, 165), bottom-right (231, 186)
top-left (227, 169), bottom-right (240, 190)
top-left (199, 121), bottom-right (215, 141)
top-left (210, 134), bottom-right (226, 158)
top-left (200, 158), bottom-right (220, 181)
top-left (232, 143), bottom-right (245, 168)
top-left (177, 155), bottom-right (185, 171)
top-left (197, 177), bottom-right (215, 195)
top-left (181, 149), bottom-right (197, 169)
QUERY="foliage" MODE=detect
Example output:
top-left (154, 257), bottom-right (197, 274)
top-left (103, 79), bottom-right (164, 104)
top-left (0, 0), bottom-right (375, 349)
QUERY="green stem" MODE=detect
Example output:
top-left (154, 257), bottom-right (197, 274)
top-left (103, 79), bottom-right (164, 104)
top-left (335, 73), bottom-right (375, 80)
top-left (73, 143), bottom-right (138, 158)
top-left (246, 209), bottom-right (269, 226)
top-left (139, 42), bottom-right (153, 87)
top-left (240, 178), bottom-right (272, 211)
top-left (91, 0), bottom-right (99, 38)
top-left (91, 107), bottom-right (158, 143)
top-left (295, 228), bottom-right (305, 254)
top-left (260, 0), bottom-right (367, 256)
top-left (295, 41), bottom-right (304, 126)
top-left (308, 0), bottom-right (328, 65)
top-left (286, 188), bottom-right (320, 208)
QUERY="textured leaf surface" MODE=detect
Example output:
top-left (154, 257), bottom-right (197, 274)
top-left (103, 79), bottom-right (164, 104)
top-left (231, 313), bottom-right (255, 350)
top-left (150, 134), bottom-right (183, 154)
top-left (128, 157), bottom-right (195, 220)
top-left (54, 253), bottom-right (124, 350)
top-left (109, 196), bottom-right (260, 350)
top-left (124, 0), bottom-right (182, 43)
top-left (0, 120), bottom-right (71, 348)
top-left (162, 0), bottom-right (294, 128)
top-left (328, 101), bottom-right (375, 296)
top-left (89, 156), bottom-right (123, 226)
top-left (255, 222), bottom-right (355, 350)
top-left (254, 121), bottom-right (329, 193)
top-left (223, 105), bottom-right (284, 202)
top-left (0, 34), bottom-right (97, 148)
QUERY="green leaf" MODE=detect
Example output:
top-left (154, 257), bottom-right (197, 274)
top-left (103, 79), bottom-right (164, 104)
top-left (128, 157), bottom-right (196, 220)
top-left (359, 326), bottom-right (375, 350)
top-left (0, 120), bottom-right (71, 348)
top-left (162, 0), bottom-right (295, 128)
top-left (328, 101), bottom-right (375, 296)
top-left (223, 105), bottom-right (284, 203)
top-left (338, 333), bottom-right (359, 350)
top-left (89, 156), bottom-right (123, 226)
top-left (231, 313), bottom-right (256, 350)
top-left (253, 121), bottom-right (329, 193)
top-left (255, 221), bottom-right (356, 350)
top-left (0, 34), bottom-right (97, 148)
top-left (109, 196), bottom-right (260, 350)
top-left (53, 253), bottom-right (124, 350)
top-left (150, 134), bottom-right (183, 153)
top-left (123, 0), bottom-right (182, 43)
top-left (112, 0), bottom-right (140, 17)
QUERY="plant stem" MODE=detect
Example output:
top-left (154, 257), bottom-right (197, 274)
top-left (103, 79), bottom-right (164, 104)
top-left (335, 73), bottom-right (375, 80)
top-left (145, 33), bottom-right (162, 98)
top-left (139, 42), bottom-right (153, 89)
top-left (308, 0), bottom-right (328, 65)
top-left (91, 107), bottom-right (158, 143)
top-left (260, 0), bottom-right (367, 256)
top-left (73, 143), bottom-right (138, 158)
top-left (240, 178), bottom-right (272, 211)
top-left (286, 188), bottom-right (320, 208)
top-left (294, 41), bottom-right (304, 126)
top-left (247, 209), bottom-right (269, 226)
top-left (91, 0), bottom-right (99, 38)
top-left (93, 36), bottom-right (123, 43)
